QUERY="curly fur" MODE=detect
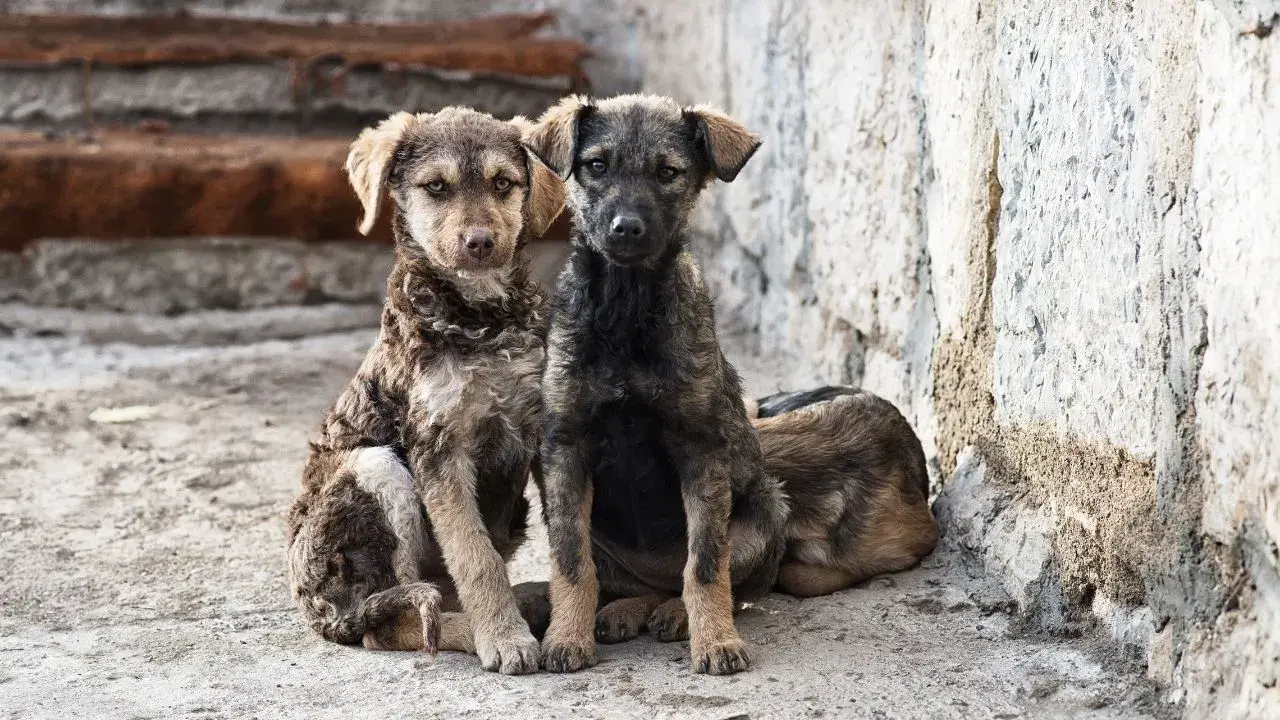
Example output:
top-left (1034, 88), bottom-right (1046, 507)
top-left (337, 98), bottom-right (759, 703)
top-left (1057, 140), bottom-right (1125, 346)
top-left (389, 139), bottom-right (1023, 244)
top-left (286, 108), bottom-right (557, 675)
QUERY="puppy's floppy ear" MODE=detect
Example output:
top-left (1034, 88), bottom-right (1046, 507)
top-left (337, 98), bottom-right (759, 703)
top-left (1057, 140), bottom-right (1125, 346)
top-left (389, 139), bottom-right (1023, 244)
top-left (523, 147), bottom-right (566, 236)
top-left (345, 111), bottom-right (417, 235)
top-left (523, 95), bottom-right (592, 179)
top-left (685, 105), bottom-right (762, 182)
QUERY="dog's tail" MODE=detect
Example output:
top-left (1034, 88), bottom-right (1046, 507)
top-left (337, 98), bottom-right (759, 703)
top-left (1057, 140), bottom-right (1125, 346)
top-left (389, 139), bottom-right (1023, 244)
top-left (750, 385), bottom-right (861, 419)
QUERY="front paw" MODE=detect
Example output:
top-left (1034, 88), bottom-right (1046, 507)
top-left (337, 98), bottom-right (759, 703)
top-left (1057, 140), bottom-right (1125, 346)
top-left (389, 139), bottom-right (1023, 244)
top-left (541, 636), bottom-right (597, 673)
top-left (692, 638), bottom-right (752, 675)
top-left (475, 626), bottom-right (541, 675)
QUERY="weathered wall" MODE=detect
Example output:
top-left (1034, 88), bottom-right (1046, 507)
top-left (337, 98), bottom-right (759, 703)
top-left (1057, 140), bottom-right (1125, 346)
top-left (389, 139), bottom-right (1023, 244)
top-left (630, 0), bottom-right (1279, 717)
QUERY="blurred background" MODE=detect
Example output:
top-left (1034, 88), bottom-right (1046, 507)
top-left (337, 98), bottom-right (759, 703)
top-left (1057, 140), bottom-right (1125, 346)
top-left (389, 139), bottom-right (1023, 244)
top-left (0, 2), bottom-right (629, 301)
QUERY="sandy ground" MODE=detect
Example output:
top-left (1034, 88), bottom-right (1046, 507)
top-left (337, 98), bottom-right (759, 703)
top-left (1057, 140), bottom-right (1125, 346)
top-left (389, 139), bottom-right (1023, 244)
top-left (0, 305), bottom-right (1170, 720)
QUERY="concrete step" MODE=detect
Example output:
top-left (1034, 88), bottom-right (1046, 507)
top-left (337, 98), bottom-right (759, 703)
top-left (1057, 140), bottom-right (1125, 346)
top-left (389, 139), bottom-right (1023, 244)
top-left (0, 12), bottom-right (589, 133)
top-left (0, 236), bottom-right (571, 314)
top-left (0, 130), bottom-right (573, 250)
top-left (0, 131), bottom-right (371, 248)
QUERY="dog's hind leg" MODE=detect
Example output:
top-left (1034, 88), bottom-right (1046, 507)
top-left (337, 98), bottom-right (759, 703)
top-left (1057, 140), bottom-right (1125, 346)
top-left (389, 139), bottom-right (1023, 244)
top-left (346, 446), bottom-right (428, 584)
top-left (365, 611), bottom-right (475, 653)
top-left (827, 481), bottom-right (937, 586)
top-left (775, 564), bottom-right (858, 597)
top-left (646, 597), bottom-right (690, 642)
top-left (776, 484), bottom-right (936, 597)
top-left (364, 584), bottom-right (551, 653)
top-left (360, 582), bottom-right (443, 653)
top-left (595, 594), bottom-right (667, 644)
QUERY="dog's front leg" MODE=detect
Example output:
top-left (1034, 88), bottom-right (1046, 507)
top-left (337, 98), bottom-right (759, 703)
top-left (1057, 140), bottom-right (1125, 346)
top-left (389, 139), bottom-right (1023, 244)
top-left (680, 454), bottom-right (751, 675)
top-left (416, 452), bottom-right (540, 675)
top-left (540, 434), bottom-right (599, 672)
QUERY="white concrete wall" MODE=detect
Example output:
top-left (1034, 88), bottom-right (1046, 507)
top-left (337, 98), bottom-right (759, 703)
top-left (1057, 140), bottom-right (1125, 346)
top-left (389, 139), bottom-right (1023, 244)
top-left (629, 0), bottom-right (1280, 716)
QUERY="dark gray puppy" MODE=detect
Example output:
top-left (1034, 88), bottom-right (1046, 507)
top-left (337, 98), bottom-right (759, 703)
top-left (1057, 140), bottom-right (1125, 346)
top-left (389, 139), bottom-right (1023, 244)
top-left (524, 94), bottom-right (786, 676)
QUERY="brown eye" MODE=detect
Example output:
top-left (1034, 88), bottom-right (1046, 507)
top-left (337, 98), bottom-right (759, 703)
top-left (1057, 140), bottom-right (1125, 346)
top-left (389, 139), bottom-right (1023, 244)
top-left (657, 166), bottom-right (680, 181)
top-left (586, 159), bottom-right (607, 175)
top-left (424, 180), bottom-right (446, 194)
top-left (494, 177), bottom-right (511, 192)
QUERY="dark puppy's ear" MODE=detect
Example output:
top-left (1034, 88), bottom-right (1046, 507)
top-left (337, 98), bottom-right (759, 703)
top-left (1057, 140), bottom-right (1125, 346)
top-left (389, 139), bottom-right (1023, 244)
top-left (523, 95), bottom-right (593, 179)
top-left (685, 105), bottom-right (762, 182)
top-left (345, 111), bottom-right (421, 235)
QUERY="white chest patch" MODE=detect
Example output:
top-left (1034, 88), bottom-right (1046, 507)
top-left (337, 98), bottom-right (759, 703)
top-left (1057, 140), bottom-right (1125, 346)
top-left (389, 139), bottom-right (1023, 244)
top-left (411, 346), bottom-right (545, 439)
top-left (452, 269), bottom-right (513, 303)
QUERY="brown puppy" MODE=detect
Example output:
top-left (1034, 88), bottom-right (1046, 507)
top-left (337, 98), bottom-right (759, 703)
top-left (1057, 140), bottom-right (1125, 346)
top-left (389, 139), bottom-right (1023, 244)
top-left (748, 386), bottom-right (938, 596)
top-left (286, 107), bottom-right (563, 675)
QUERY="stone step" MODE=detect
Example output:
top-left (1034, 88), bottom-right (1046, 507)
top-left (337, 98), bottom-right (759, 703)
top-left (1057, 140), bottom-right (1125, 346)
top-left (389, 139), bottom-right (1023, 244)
top-left (0, 236), bottom-right (570, 314)
top-left (0, 130), bottom-right (572, 250)
top-left (1, 237), bottom-right (392, 314)
top-left (0, 13), bottom-right (589, 133)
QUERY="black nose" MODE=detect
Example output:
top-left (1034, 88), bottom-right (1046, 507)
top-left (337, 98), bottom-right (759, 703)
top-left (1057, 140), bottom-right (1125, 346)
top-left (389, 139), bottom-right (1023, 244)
top-left (610, 214), bottom-right (646, 238)
top-left (462, 228), bottom-right (494, 260)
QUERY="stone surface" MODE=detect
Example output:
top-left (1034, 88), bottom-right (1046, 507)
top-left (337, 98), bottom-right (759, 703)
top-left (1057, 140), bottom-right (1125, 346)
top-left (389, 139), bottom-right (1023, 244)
top-left (633, 0), bottom-right (1280, 716)
top-left (0, 133), bottom-right (384, 249)
top-left (934, 447), bottom-right (1054, 614)
top-left (7, 238), bottom-right (393, 314)
top-left (0, 309), bottom-right (1168, 720)
top-left (0, 65), bottom-right (575, 133)
top-left (2, 237), bottom-right (571, 313)
top-left (0, 0), bottom-right (641, 102)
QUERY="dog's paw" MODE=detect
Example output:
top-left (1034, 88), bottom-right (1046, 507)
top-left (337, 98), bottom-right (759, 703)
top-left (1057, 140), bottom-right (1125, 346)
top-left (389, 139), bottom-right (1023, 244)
top-left (595, 605), bottom-right (643, 644)
top-left (647, 600), bottom-right (690, 642)
top-left (541, 636), bottom-right (597, 673)
top-left (692, 638), bottom-right (752, 676)
top-left (475, 626), bottom-right (541, 675)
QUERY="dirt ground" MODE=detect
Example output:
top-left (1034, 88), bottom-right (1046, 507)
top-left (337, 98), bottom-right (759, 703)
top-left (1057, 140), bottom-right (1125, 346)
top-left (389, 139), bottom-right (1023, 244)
top-left (0, 303), bottom-right (1170, 720)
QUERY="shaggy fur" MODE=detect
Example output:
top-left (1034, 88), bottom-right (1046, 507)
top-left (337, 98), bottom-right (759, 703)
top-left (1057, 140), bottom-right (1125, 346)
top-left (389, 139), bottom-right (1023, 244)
top-left (286, 107), bottom-right (562, 675)
top-left (748, 386), bottom-right (938, 597)
top-left (524, 95), bottom-right (940, 676)
top-left (525, 94), bottom-right (785, 676)
top-left (588, 386), bottom-right (939, 644)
